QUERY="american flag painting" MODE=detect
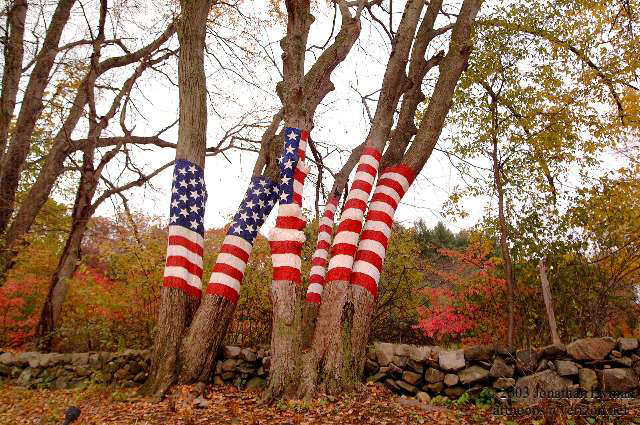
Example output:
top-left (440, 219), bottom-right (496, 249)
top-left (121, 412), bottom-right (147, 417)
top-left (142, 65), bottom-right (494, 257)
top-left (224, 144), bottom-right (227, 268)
top-left (351, 165), bottom-right (415, 298)
top-left (206, 175), bottom-right (279, 303)
top-left (325, 147), bottom-right (381, 283)
top-left (163, 159), bottom-right (208, 298)
top-left (305, 196), bottom-right (338, 303)
top-left (269, 127), bottom-right (309, 284)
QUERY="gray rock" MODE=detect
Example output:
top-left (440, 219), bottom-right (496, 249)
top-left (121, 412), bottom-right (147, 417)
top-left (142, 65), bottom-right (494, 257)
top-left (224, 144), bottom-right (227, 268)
top-left (402, 370), bottom-right (422, 385)
top-left (425, 382), bottom-right (444, 393)
top-left (516, 349), bottom-right (541, 374)
top-left (389, 363), bottom-right (403, 377)
top-left (221, 359), bottom-right (236, 372)
top-left (444, 386), bottom-right (465, 398)
top-left (193, 396), bottom-right (209, 409)
top-left (409, 346), bottom-right (430, 363)
top-left (463, 345), bottom-right (493, 362)
top-left (246, 377), bottom-right (266, 390)
top-left (133, 372), bottom-right (147, 383)
top-left (438, 350), bottom-right (465, 371)
top-left (0, 363), bottom-right (11, 376)
top-left (396, 380), bottom-right (418, 394)
top-left (417, 391), bottom-right (431, 404)
top-left (213, 375), bottom-right (224, 385)
top-left (613, 357), bottom-right (633, 367)
top-left (71, 353), bottom-right (90, 366)
top-left (493, 378), bottom-right (515, 389)
top-left (384, 378), bottom-right (401, 393)
top-left (425, 367), bottom-right (444, 383)
top-left (262, 356), bottom-right (271, 370)
top-left (619, 338), bottom-right (639, 352)
top-left (17, 368), bottom-right (32, 386)
top-left (555, 360), bottom-right (579, 376)
top-left (407, 359), bottom-right (424, 374)
top-left (579, 368), bottom-right (598, 391)
top-left (444, 374), bottom-right (459, 386)
top-left (367, 372), bottom-right (386, 383)
top-left (240, 348), bottom-right (257, 362)
top-left (542, 343), bottom-right (566, 357)
top-left (600, 368), bottom-right (639, 391)
top-left (392, 355), bottom-right (407, 368)
top-left (375, 342), bottom-right (395, 367)
top-left (567, 337), bottom-right (616, 361)
top-left (458, 366), bottom-right (489, 385)
top-left (514, 370), bottom-right (572, 400)
top-left (221, 371), bottom-right (234, 380)
top-left (0, 352), bottom-right (14, 365)
top-left (489, 358), bottom-right (514, 378)
top-left (394, 344), bottom-right (411, 357)
top-left (223, 346), bottom-right (241, 359)
top-left (535, 359), bottom-right (547, 372)
top-left (365, 359), bottom-right (379, 374)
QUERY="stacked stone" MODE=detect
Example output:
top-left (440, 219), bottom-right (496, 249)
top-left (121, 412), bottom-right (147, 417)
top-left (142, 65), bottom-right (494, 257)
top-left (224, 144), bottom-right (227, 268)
top-left (212, 345), bottom-right (270, 391)
top-left (364, 337), bottom-right (640, 401)
top-left (0, 349), bottom-right (149, 389)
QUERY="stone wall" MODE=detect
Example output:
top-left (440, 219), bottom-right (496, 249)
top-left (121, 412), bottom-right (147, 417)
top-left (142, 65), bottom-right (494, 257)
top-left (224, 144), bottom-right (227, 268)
top-left (2, 337), bottom-right (639, 402)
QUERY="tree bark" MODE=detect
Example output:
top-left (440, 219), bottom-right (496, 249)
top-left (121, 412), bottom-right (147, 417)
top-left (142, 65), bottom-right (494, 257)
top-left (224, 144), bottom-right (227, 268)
top-left (144, 0), bottom-right (210, 398)
top-left (0, 0), bottom-right (77, 235)
top-left (539, 257), bottom-right (560, 345)
top-left (0, 0), bottom-right (27, 164)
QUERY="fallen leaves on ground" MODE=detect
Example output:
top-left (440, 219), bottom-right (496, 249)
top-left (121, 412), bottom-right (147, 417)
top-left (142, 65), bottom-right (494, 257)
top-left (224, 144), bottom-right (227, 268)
top-left (1, 382), bottom-right (640, 425)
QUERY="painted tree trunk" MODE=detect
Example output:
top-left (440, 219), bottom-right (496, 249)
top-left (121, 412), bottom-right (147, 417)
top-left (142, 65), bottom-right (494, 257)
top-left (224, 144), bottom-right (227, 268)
top-left (179, 175), bottom-right (279, 383)
top-left (144, 0), bottom-right (210, 398)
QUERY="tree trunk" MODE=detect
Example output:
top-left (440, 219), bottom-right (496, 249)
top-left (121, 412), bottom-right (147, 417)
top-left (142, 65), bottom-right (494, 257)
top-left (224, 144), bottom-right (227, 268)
top-left (539, 257), bottom-right (560, 345)
top-left (0, 0), bottom-right (76, 235)
top-left (0, 0), bottom-right (27, 164)
top-left (144, 0), bottom-right (210, 398)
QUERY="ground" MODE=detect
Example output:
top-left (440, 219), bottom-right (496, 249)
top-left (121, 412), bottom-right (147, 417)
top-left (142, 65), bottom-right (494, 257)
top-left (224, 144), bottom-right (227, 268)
top-left (1, 382), bottom-right (640, 425)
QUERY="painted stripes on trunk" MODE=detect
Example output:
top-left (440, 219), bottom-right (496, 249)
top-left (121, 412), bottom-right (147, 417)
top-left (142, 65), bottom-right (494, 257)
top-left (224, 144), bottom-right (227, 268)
top-left (325, 147), bottom-right (381, 283)
top-left (351, 165), bottom-right (415, 298)
top-left (163, 160), bottom-right (207, 297)
top-left (207, 176), bottom-right (279, 303)
top-left (305, 197), bottom-right (339, 303)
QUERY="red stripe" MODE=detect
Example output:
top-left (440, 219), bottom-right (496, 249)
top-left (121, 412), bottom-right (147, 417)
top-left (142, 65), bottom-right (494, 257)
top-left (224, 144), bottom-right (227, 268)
top-left (163, 276), bottom-right (202, 298)
top-left (343, 198), bottom-right (367, 212)
top-left (306, 292), bottom-right (321, 303)
top-left (370, 192), bottom-right (398, 210)
top-left (269, 240), bottom-right (304, 254)
top-left (312, 257), bottom-right (327, 267)
top-left (362, 147), bottom-right (382, 161)
top-left (325, 267), bottom-right (351, 282)
top-left (212, 263), bottom-right (244, 282)
top-left (276, 216), bottom-right (306, 230)
top-left (331, 243), bottom-right (357, 257)
top-left (206, 283), bottom-right (239, 304)
top-left (219, 243), bottom-right (250, 263)
top-left (360, 230), bottom-right (390, 249)
top-left (273, 267), bottom-right (301, 283)
top-left (356, 163), bottom-right (377, 177)
top-left (293, 193), bottom-right (302, 205)
top-left (366, 210), bottom-right (393, 228)
top-left (381, 164), bottom-right (415, 184)
top-left (294, 168), bottom-right (306, 183)
top-left (309, 274), bottom-right (325, 284)
top-left (337, 218), bottom-right (363, 234)
top-left (168, 235), bottom-right (203, 256)
top-left (324, 209), bottom-right (335, 220)
top-left (298, 149), bottom-right (305, 162)
top-left (377, 178), bottom-right (406, 198)
top-left (351, 179), bottom-right (373, 195)
top-left (318, 224), bottom-right (332, 234)
top-left (165, 256), bottom-right (203, 277)
top-left (351, 272), bottom-right (378, 298)
top-left (317, 240), bottom-right (330, 251)
top-left (355, 250), bottom-right (383, 271)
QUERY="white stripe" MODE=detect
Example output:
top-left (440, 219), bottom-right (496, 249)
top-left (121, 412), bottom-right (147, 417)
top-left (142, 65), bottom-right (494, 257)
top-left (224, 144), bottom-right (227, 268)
top-left (357, 239), bottom-right (387, 259)
top-left (352, 260), bottom-right (381, 282)
top-left (376, 185), bottom-right (402, 202)
top-left (293, 180), bottom-right (304, 194)
top-left (317, 232), bottom-right (331, 243)
top-left (379, 172), bottom-right (410, 191)
top-left (333, 230), bottom-right (360, 246)
top-left (313, 248), bottom-right (329, 260)
top-left (278, 203), bottom-right (303, 218)
top-left (169, 225), bottom-right (204, 247)
top-left (209, 272), bottom-right (241, 291)
top-left (166, 245), bottom-right (203, 267)
top-left (360, 154), bottom-right (380, 169)
top-left (326, 201), bottom-right (338, 212)
top-left (310, 265), bottom-right (327, 277)
top-left (363, 220), bottom-right (392, 238)
top-left (307, 283), bottom-right (323, 295)
top-left (272, 253), bottom-right (301, 269)
top-left (340, 208), bottom-right (365, 220)
top-left (368, 201), bottom-right (397, 218)
top-left (354, 170), bottom-right (376, 186)
top-left (222, 235), bottom-right (253, 254)
top-left (216, 253), bottom-right (248, 272)
top-left (328, 254), bottom-right (355, 270)
top-left (164, 266), bottom-right (202, 289)
top-left (320, 216), bottom-right (333, 227)
top-left (269, 228), bottom-right (305, 242)
top-left (348, 188), bottom-right (370, 203)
